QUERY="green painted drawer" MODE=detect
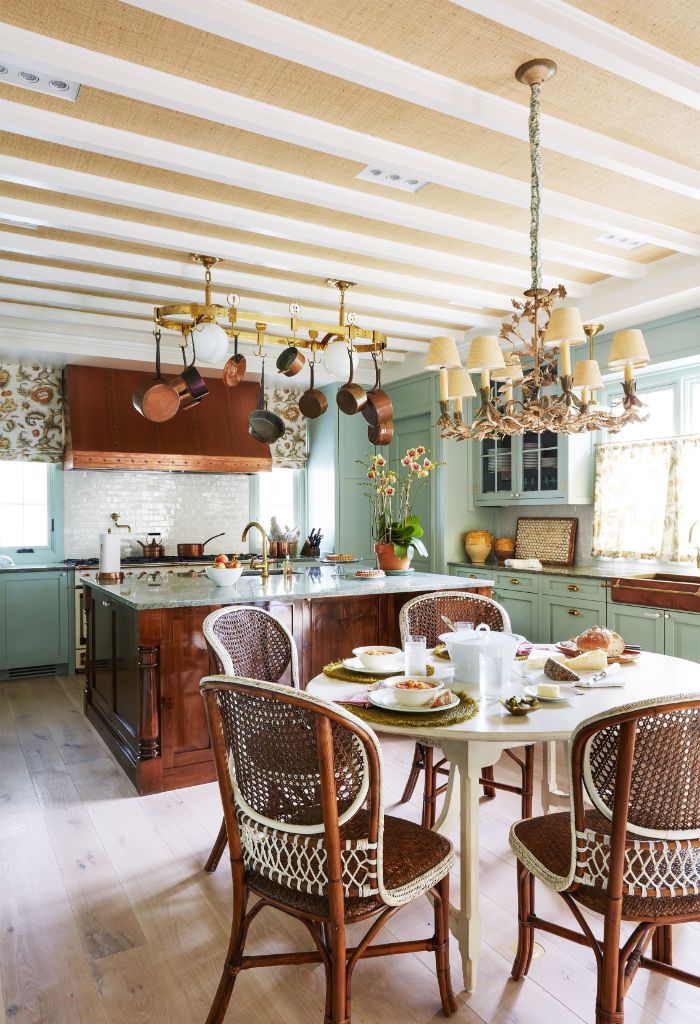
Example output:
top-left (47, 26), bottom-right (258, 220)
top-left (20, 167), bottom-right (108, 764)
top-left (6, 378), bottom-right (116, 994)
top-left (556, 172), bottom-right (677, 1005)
top-left (540, 595), bottom-right (607, 645)
top-left (494, 571), bottom-right (539, 594)
top-left (542, 575), bottom-right (608, 603)
top-left (451, 567), bottom-right (493, 581)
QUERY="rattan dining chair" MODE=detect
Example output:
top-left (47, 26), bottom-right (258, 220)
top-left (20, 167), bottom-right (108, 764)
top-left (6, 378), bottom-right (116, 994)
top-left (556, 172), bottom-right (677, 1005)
top-left (399, 591), bottom-right (534, 828)
top-left (510, 694), bottom-right (700, 1024)
top-left (202, 605), bottom-right (299, 872)
top-left (200, 676), bottom-right (458, 1024)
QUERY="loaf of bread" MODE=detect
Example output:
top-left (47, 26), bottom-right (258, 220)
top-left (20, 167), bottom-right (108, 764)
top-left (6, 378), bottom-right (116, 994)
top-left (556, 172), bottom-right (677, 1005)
top-left (574, 626), bottom-right (624, 658)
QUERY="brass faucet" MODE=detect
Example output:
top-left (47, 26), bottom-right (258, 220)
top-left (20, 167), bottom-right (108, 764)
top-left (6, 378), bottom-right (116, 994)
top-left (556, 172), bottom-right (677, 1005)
top-left (690, 521), bottom-right (700, 570)
top-left (110, 512), bottom-right (132, 533)
top-left (242, 521), bottom-right (269, 579)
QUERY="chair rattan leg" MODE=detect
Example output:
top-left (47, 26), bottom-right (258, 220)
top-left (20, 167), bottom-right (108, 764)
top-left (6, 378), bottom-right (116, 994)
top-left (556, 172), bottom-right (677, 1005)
top-left (422, 746), bottom-right (436, 829)
top-left (481, 765), bottom-right (496, 799)
top-left (521, 745), bottom-right (534, 819)
top-left (596, 907), bottom-right (624, 1024)
top-left (205, 888), bottom-right (249, 1024)
top-left (434, 875), bottom-right (458, 1016)
top-left (401, 742), bottom-right (425, 803)
top-left (325, 918), bottom-right (349, 1024)
top-left (512, 861), bottom-right (536, 981)
top-left (652, 925), bottom-right (673, 965)
top-left (205, 818), bottom-right (228, 873)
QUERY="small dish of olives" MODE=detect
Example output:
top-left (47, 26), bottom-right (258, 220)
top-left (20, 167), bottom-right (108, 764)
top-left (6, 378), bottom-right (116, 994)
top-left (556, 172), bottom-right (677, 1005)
top-left (500, 695), bottom-right (541, 716)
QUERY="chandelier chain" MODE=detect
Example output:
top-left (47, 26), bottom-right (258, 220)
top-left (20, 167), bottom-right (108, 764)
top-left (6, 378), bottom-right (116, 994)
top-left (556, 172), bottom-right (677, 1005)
top-left (529, 82), bottom-right (543, 293)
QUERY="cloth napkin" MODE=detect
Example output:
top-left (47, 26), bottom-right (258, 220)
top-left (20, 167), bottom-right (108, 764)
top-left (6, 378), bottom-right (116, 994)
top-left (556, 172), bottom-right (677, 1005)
top-left (504, 558), bottom-right (542, 570)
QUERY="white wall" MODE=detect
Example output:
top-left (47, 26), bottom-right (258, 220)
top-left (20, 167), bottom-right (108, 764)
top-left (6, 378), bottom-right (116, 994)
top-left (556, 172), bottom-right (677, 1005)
top-left (63, 470), bottom-right (251, 558)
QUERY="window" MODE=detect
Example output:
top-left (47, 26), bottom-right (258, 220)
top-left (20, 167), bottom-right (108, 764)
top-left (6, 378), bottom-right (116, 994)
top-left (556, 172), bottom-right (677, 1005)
top-left (604, 382), bottom-right (676, 442)
top-left (0, 462), bottom-right (61, 559)
top-left (249, 468), bottom-right (306, 548)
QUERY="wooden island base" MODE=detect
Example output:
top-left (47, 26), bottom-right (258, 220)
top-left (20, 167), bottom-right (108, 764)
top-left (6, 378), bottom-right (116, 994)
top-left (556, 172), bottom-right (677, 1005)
top-left (84, 582), bottom-right (492, 794)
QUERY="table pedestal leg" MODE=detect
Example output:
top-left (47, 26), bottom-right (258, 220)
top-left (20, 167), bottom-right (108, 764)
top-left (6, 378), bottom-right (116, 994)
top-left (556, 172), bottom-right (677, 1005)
top-left (541, 740), bottom-right (570, 812)
top-left (434, 739), bottom-right (510, 993)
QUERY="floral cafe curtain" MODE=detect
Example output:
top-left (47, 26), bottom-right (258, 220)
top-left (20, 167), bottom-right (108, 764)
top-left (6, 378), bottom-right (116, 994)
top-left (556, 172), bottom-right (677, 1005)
top-left (0, 363), bottom-right (64, 463)
top-left (593, 436), bottom-right (700, 562)
top-left (265, 385), bottom-right (307, 469)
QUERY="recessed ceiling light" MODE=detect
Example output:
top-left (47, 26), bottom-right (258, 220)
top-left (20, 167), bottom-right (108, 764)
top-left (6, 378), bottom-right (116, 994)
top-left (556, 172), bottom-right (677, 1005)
top-left (0, 54), bottom-right (81, 101)
top-left (596, 231), bottom-right (647, 251)
top-left (356, 166), bottom-right (428, 193)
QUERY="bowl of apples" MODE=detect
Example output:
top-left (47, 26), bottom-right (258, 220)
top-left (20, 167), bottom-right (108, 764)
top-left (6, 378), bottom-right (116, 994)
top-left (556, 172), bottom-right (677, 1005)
top-left (205, 554), bottom-right (244, 586)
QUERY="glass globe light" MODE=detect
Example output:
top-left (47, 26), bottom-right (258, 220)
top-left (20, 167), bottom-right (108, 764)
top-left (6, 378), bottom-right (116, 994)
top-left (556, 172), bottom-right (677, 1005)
top-left (323, 340), bottom-right (357, 378)
top-left (192, 319), bottom-right (229, 364)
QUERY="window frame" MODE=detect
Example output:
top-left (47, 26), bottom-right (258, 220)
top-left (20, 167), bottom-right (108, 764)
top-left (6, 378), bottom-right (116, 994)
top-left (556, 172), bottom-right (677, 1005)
top-left (0, 462), bottom-right (64, 564)
top-left (247, 467), bottom-right (307, 554)
top-left (601, 364), bottom-right (690, 442)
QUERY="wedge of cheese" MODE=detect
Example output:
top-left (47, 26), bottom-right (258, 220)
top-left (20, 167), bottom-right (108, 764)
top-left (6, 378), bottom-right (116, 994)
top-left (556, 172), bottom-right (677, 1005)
top-left (525, 652), bottom-right (565, 672)
top-left (563, 649), bottom-right (607, 672)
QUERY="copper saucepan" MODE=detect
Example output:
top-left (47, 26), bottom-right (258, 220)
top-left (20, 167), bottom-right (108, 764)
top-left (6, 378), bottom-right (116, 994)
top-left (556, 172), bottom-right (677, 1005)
top-left (276, 342), bottom-right (305, 378)
top-left (362, 352), bottom-right (393, 426)
top-left (299, 358), bottom-right (328, 419)
top-left (368, 419), bottom-right (394, 446)
top-left (336, 348), bottom-right (367, 415)
top-left (176, 533), bottom-right (226, 559)
top-left (223, 333), bottom-right (246, 388)
top-left (132, 330), bottom-right (180, 422)
top-left (171, 338), bottom-right (209, 410)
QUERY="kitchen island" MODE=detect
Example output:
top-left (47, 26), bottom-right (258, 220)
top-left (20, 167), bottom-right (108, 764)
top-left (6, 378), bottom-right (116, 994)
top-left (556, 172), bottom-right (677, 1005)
top-left (83, 568), bottom-right (493, 794)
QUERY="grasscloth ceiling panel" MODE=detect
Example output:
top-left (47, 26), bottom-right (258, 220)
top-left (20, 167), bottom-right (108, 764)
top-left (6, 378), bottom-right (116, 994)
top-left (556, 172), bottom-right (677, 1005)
top-left (567, 0), bottom-right (700, 65)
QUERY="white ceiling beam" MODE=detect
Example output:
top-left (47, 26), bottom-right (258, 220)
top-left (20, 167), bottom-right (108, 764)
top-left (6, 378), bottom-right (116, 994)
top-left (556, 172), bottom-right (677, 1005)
top-left (0, 231), bottom-right (496, 326)
top-left (116, 0), bottom-right (700, 201)
top-left (579, 254), bottom-right (700, 330)
top-left (0, 273), bottom-right (453, 340)
top-left (450, 0), bottom-right (700, 113)
top-left (0, 196), bottom-right (535, 311)
top-left (0, 105), bottom-right (665, 273)
top-left (0, 149), bottom-right (638, 282)
top-left (1, 25), bottom-right (696, 245)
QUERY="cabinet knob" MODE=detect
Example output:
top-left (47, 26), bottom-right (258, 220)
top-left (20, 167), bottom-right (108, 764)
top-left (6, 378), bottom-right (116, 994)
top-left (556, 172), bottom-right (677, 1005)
top-left (664, 613), bottom-right (670, 620)
top-left (510, 578), bottom-right (521, 585)
top-left (568, 608), bottom-right (582, 616)
top-left (567, 584), bottom-right (579, 592)
top-left (515, 492), bottom-right (521, 498)
top-left (101, 600), bottom-right (111, 608)
top-left (643, 612), bottom-right (661, 619)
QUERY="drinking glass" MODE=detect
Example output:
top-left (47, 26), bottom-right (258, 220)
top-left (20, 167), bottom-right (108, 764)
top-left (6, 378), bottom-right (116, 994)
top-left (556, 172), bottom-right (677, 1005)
top-left (478, 648), bottom-right (507, 700)
top-left (454, 621), bottom-right (475, 633)
top-left (404, 634), bottom-right (427, 675)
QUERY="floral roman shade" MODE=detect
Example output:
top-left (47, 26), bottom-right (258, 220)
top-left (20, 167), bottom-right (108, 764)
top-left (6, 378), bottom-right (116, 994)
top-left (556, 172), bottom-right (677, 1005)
top-left (265, 385), bottom-right (307, 469)
top-left (593, 436), bottom-right (700, 561)
top-left (0, 363), bottom-right (64, 463)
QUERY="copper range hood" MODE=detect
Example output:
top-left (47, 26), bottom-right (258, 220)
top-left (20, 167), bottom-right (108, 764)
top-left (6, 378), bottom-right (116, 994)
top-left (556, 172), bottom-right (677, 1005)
top-left (63, 365), bottom-right (272, 473)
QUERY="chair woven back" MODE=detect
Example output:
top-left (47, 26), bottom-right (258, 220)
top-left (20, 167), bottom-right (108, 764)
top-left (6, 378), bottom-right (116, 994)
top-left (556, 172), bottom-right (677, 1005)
top-left (567, 695), bottom-right (700, 899)
top-left (203, 606), bottom-right (299, 687)
top-left (201, 677), bottom-right (383, 899)
top-left (399, 591), bottom-right (511, 648)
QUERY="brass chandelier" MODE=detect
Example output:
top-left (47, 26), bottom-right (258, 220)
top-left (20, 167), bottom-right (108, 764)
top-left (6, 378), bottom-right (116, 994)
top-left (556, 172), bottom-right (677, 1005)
top-left (428, 58), bottom-right (650, 441)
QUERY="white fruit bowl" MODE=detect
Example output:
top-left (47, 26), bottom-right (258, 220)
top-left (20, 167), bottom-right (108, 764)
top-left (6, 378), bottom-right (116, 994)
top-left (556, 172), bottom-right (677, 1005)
top-left (205, 565), bottom-right (244, 586)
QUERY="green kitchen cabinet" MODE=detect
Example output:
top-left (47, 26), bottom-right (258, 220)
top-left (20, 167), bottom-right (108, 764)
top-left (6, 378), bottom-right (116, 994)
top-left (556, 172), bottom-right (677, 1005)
top-left (450, 566), bottom-right (494, 581)
top-left (0, 569), bottom-right (72, 678)
top-left (493, 587), bottom-right (540, 642)
top-left (606, 603), bottom-right (665, 654)
top-left (474, 428), bottom-right (594, 507)
top-left (664, 610), bottom-right (700, 663)
top-left (540, 594), bottom-right (607, 644)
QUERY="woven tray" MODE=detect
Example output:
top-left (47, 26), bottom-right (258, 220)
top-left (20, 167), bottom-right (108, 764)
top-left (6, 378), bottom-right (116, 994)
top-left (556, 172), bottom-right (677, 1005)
top-left (341, 691), bottom-right (478, 728)
top-left (323, 661), bottom-right (435, 684)
top-left (514, 516), bottom-right (578, 566)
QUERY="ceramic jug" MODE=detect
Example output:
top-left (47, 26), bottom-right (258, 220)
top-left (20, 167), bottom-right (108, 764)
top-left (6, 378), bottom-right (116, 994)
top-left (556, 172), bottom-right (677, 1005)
top-left (464, 529), bottom-right (493, 564)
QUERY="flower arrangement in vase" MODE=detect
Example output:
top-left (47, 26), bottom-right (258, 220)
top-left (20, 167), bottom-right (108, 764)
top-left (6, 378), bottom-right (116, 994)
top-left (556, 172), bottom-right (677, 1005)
top-left (360, 446), bottom-right (442, 570)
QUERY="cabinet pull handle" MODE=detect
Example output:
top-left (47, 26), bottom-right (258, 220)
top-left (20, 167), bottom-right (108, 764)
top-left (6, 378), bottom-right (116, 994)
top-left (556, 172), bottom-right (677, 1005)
top-left (510, 578), bottom-right (521, 585)
top-left (469, 574), bottom-right (477, 578)
top-left (567, 584), bottom-right (579, 592)
top-left (568, 608), bottom-right (582, 616)
top-left (101, 600), bottom-right (111, 608)
top-left (643, 612), bottom-right (661, 619)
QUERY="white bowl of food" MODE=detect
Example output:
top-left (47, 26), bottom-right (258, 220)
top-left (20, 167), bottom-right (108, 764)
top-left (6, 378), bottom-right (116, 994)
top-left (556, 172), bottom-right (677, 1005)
top-left (205, 564), bottom-right (244, 586)
top-left (353, 645), bottom-right (402, 672)
top-left (380, 675), bottom-right (444, 707)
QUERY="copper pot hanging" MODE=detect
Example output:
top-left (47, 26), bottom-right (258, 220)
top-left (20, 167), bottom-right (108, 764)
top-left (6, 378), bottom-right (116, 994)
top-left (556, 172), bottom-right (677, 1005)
top-left (223, 332), bottom-right (246, 387)
top-left (170, 335), bottom-right (209, 409)
top-left (362, 351), bottom-right (393, 426)
top-left (132, 329), bottom-right (180, 422)
top-left (336, 347), bottom-right (367, 415)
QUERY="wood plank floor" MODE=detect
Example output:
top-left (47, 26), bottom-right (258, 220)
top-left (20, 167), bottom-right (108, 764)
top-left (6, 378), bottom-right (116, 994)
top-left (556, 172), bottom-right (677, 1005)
top-left (0, 673), bottom-right (696, 1024)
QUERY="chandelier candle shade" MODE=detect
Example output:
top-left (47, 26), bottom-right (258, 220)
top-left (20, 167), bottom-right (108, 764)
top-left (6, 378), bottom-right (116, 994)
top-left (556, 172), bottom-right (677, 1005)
top-left (425, 335), bottom-right (461, 427)
top-left (447, 366), bottom-right (475, 422)
top-left (433, 58), bottom-right (650, 440)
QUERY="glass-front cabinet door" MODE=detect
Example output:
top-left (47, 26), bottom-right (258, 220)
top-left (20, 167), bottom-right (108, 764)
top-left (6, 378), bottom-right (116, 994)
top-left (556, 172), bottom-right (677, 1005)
top-left (479, 435), bottom-right (515, 501)
top-left (521, 430), bottom-right (560, 495)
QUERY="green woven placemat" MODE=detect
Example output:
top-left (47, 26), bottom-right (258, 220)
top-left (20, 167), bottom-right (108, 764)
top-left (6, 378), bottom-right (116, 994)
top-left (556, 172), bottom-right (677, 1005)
top-left (323, 661), bottom-right (435, 685)
top-left (341, 691), bottom-right (478, 728)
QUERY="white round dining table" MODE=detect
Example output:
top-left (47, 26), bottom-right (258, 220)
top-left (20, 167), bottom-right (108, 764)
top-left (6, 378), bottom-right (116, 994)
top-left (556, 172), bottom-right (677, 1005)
top-left (307, 651), bottom-right (700, 993)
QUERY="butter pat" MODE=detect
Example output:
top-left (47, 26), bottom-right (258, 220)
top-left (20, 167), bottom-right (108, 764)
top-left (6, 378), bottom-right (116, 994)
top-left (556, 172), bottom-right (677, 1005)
top-left (537, 682), bottom-right (561, 699)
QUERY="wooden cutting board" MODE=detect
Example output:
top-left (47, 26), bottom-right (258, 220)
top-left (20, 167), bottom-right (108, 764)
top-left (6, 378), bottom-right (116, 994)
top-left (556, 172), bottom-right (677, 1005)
top-left (514, 516), bottom-right (578, 566)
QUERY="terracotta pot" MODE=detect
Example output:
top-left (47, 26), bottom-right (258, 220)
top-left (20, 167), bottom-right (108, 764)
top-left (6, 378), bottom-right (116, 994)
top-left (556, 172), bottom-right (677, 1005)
top-left (375, 542), bottom-right (411, 571)
top-left (464, 530), bottom-right (493, 565)
top-left (494, 536), bottom-right (515, 562)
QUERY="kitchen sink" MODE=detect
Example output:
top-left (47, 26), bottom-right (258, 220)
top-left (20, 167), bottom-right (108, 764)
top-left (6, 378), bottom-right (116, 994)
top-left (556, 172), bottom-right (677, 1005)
top-left (610, 573), bottom-right (700, 612)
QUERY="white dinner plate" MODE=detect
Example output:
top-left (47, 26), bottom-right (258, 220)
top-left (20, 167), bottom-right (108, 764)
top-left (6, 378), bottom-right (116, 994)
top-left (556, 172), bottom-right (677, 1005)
top-left (369, 689), bottom-right (460, 713)
top-left (523, 684), bottom-right (569, 704)
top-left (343, 655), bottom-right (404, 676)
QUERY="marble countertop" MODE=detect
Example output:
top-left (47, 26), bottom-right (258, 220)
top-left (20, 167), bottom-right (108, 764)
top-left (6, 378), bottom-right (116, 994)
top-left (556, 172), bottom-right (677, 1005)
top-left (85, 568), bottom-right (494, 611)
top-left (448, 560), bottom-right (700, 580)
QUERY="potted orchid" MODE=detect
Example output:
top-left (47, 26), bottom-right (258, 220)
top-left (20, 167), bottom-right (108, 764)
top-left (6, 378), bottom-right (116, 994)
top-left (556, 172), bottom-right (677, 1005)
top-left (360, 446), bottom-right (442, 570)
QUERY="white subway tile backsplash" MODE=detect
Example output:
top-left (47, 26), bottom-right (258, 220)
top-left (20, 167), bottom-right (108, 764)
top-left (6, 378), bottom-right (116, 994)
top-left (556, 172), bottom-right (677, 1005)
top-left (63, 470), bottom-right (251, 558)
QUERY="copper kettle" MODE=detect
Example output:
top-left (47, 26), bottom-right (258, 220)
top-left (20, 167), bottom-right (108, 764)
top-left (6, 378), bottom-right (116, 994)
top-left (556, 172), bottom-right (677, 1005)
top-left (137, 533), bottom-right (165, 558)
